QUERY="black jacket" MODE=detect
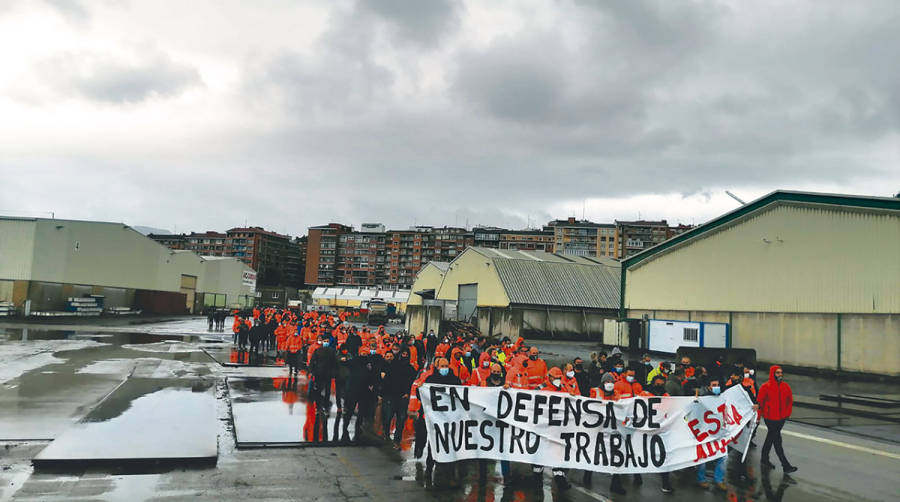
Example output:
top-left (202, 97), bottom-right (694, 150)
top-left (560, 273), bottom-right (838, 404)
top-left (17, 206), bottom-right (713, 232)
top-left (665, 375), bottom-right (685, 396)
top-left (345, 333), bottom-right (362, 357)
top-left (425, 334), bottom-right (438, 354)
top-left (309, 345), bottom-right (338, 379)
top-left (574, 371), bottom-right (591, 397)
top-left (424, 370), bottom-right (462, 386)
top-left (381, 359), bottom-right (417, 398)
top-left (346, 354), bottom-right (380, 395)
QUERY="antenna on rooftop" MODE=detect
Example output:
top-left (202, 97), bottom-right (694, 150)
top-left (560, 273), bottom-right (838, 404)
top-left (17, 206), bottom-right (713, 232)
top-left (725, 191), bottom-right (747, 205)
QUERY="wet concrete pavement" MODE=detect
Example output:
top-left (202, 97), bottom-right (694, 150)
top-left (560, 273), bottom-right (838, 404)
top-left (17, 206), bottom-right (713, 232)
top-left (0, 317), bottom-right (898, 501)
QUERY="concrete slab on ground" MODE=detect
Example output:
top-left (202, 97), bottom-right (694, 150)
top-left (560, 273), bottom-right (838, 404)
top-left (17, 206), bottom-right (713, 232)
top-left (32, 378), bottom-right (217, 470)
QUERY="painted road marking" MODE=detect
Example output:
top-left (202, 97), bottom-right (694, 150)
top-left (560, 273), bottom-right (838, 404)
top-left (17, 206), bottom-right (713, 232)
top-left (572, 485), bottom-right (613, 501)
top-left (759, 425), bottom-right (900, 460)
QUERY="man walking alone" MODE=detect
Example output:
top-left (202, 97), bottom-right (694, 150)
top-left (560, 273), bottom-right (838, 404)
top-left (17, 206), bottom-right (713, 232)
top-left (757, 365), bottom-right (798, 473)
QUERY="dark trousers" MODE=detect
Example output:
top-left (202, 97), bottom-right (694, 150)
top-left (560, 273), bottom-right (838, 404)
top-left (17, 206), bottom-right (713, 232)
top-left (343, 390), bottom-right (374, 438)
top-left (762, 418), bottom-right (791, 466)
top-left (311, 375), bottom-right (333, 409)
top-left (381, 396), bottom-right (409, 443)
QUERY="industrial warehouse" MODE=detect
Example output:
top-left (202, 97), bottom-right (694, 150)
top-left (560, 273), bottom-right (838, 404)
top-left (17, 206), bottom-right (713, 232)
top-left (406, 247), bottom-right (621, 339)
top-left (0, 216), bottom-right (256, 315)
top-left (620, 191), bottom-right (900, 376)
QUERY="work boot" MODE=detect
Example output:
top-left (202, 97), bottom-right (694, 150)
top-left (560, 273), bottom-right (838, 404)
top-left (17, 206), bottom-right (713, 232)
top-left (697, 481), bottom-right (711, 489)
top-left (610, 476), bottom-right (626, 495)
top-left (761, 459), bottom-right (776, 469)
top-left (661, 479), bottom-right (674, 493)
top-left (715, 482), bottom-right (728, 491)
top-left (783, 465), bottom-right (798, 474)
top-left (554, 475), bottom-right (571, 491)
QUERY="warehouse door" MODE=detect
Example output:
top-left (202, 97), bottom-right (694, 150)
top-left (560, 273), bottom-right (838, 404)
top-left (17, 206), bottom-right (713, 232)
top-left (457, 284), bottom-right (477, 322)
top-left (180, 275), bottom-right (197, 313)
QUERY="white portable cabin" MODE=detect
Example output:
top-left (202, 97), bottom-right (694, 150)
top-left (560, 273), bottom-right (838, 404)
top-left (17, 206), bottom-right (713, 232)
top-left (647, 319), bottom-right (730, 353)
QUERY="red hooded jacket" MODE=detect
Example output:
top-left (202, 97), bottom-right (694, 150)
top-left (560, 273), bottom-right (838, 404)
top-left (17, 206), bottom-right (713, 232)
top-left (757, 365), bottom-right (793, 421)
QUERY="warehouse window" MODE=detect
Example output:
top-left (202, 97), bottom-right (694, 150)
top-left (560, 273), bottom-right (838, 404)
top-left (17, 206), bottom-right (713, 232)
top-left (683, 327), bottom-right (699, 342)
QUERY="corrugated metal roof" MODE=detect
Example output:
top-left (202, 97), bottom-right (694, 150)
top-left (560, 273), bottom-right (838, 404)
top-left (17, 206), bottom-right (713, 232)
top-left (490, 254), bottom-right (621, 310)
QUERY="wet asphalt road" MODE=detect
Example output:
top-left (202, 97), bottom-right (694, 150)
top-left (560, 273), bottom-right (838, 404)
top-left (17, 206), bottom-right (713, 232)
top-left (0, 317), bottom-right (898, 501)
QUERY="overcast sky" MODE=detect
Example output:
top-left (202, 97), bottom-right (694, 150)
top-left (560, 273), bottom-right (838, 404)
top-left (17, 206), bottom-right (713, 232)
top-left (1, 0), bottom-right (897, 237)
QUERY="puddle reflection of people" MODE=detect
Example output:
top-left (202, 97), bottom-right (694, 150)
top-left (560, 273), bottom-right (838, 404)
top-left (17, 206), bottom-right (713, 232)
top-left (761, 467), bottom-right (794, 501)
top-left (341, 345), bottom-right (381, 442)
top-left (279, 377), bottom-right (298, 415)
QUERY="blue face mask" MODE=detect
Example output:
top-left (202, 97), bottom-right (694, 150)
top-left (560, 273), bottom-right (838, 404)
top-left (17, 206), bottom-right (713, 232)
top-left (370, 349), bottom-right (376, 355)
top-left (711, 386), bottom-right (721, 395)
top-left (438, 367), bottom-right (449, 376)
top-left (321, 341), bottom-right (329, 347)
top-left (465, 351), bottom-right (471, 357)
top-left (615, 367), bottom-right (623, 373)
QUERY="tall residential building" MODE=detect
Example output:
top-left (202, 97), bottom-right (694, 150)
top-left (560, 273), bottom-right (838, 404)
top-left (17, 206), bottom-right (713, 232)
top-left (305, 223), bottom-right (353, 286)
top-left (184, 231), bottom-right (228, 256)
top-left (499, 227), bottom-right (555, 251)
top-left (387, 226), bottom-right (471, 288)
top-left (337, 227), bottom-right (388, 286)
top-left (549, 217), bottom-right (610, 257)
top-left (150, 227), bottom-right (305, 287)
top-left (225, 227), bottom-right (303, 287)
top-left (614, 220), bottom-right (671, 259)
top-left (305, 224), bottom-right (472, 288)
top-left (596, 224), bottom-right (618, 258)
top-left (148, 233), bottom-right (186, 250)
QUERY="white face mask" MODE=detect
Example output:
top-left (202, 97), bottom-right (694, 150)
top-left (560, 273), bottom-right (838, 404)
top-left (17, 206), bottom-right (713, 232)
top-left (603, 382), bottom-right (615, 392)
top-left (483, 361), bottom-right (490, 367)
top-left (566, 370), bottom-right (575, 378)
top-left (552, 379), bottom-right (562, 388)
top-left (625, 375), bottom-right (634, 383)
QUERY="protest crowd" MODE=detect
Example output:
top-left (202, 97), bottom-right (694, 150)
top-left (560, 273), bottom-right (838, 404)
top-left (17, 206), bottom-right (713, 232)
top-left (228, 308), bottom-right (795, 496)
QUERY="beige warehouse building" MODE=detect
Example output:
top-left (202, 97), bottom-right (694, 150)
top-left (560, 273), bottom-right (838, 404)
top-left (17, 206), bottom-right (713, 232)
top-left (621, 191), bottom-right (900, 376)
top-left (0, 217), bottom-right (256, 314)
top-left (407, 248), bottom-right (621, 339)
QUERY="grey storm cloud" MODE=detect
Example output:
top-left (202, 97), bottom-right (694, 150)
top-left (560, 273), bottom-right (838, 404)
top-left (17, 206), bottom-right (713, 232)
top-left (34, 50), bottom-right (202, 104)
top-left (1, 0), bottom-right (898, 236)
top-left (358, 0), bottom-right (461, 47)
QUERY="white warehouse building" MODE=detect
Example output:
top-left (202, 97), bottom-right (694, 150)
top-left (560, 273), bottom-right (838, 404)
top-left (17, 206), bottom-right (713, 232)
top-left (0, 216), bottom-right (256, 315)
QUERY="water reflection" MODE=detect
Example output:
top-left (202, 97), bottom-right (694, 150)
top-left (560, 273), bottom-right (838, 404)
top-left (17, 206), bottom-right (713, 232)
top-left (33, 377), bottom-right (217, 470)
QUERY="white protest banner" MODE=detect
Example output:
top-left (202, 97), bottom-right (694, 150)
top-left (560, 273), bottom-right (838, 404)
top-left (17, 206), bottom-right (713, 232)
top-left (420, 384), bottom-right (756, 474)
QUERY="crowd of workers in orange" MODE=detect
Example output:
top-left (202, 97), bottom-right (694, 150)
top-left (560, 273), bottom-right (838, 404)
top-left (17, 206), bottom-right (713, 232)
top-left (228, 307), bottom-right (794, 495)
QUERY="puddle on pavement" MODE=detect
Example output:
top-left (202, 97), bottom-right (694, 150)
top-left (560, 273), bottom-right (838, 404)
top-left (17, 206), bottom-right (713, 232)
top-left (202, 346), bottom-right (285, 367)
top-left (0, 372), bottom-right (125, 440)
top-left (0, 327), bottom-right (205, 345)
top-left (33, 377), bottom-right (217, 471)
top-left (228, 375), bottom-right (363, 446)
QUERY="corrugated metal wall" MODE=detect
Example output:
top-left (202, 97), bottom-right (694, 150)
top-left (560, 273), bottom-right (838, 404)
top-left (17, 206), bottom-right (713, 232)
top-left (626, 204), bottom-right (900, 313)
top-left (0, 219), bottom-right (37, 281)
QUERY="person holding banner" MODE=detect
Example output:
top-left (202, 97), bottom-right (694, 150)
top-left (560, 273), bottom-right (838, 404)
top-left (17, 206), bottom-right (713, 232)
top-left (696, 377), bottom-right (728, 491)
top-left (422, 357), bottom-right (462, 486)
top-left (535, 367), bottom-right (573, 491)
top-left (645, 374), bottom-right (675, 493)
top-left (613, 366), bottom-right (643, 399)
top-left (480, 362), bottom-right (512, 485)
top-left (584, 372), bottom-right (628, 495)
